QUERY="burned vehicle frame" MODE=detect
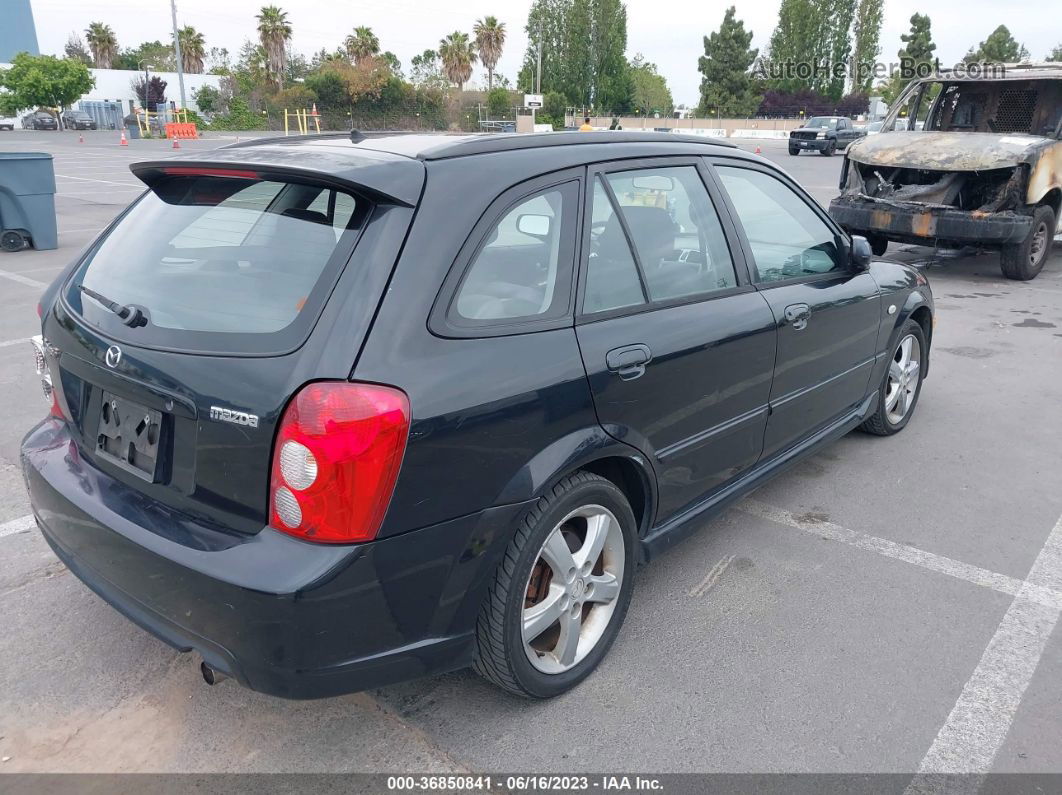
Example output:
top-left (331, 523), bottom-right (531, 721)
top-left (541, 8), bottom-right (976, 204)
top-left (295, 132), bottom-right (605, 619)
top-left (829, 65), bottom-right (1062, 280)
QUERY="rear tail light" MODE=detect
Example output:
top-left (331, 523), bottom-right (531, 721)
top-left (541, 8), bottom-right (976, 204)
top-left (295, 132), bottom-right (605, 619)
top-left (269, 382), bottom-right (410, 543)
top-left (30, 335), bottom-right (63, 419)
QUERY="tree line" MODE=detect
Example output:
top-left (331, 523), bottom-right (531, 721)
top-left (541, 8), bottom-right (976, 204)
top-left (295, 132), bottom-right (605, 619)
top-left (3, 1), bottom-right (1060, 130)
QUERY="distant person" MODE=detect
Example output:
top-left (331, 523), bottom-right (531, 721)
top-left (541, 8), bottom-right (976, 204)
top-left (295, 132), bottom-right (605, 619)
top-left (579, 116), bottom-right (593, 131)
top-left (609, 116), bottom-right (622, 130)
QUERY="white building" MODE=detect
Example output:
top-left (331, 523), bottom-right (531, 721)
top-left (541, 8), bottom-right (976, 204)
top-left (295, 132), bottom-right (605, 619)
top-left (1, 63), bottom-right (223, 127)
top-left (79, 67), bottom-right (223, 114)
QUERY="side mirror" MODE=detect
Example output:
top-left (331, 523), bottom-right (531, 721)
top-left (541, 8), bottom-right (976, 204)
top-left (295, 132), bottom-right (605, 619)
top-left (850, 235), bottom-right (872, 270)
top-left (517, 214), bottom-right (552, 237)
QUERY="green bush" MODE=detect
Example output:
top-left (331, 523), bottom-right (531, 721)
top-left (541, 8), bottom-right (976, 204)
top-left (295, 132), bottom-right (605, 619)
top-left (203, 97), bottom-right (268, 131)
top-left (487, 87), bottom-right (511, 119)
top-left (542, 91), bottom-right (566, 121)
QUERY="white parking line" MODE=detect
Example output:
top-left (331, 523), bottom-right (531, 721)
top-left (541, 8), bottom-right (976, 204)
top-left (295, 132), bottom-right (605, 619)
top-left (739, 500), bottom-right (1062, 610)
top-left (0, 337), bottom-right (29, 349)
top-left (55, 173), bottom-right (142, 187)
top-left (0, 270), bottom-right (46, 288)
top-left (906, 510), bottom-right (1062, 791)
top-left (0, 514), bottom-right (35, 539)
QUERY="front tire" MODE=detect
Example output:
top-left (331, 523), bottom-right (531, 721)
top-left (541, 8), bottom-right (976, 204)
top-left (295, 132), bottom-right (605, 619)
top-left (861, 319), bottom-right (927, 436)
top-left (473, 471), bottom-right (636, 698)
top-left (1001, 205), bottom-right (1055, 281)
top-left (820, 140), bottom-right (837, 156)
top-left (788, 146), bottom-right (799, 156)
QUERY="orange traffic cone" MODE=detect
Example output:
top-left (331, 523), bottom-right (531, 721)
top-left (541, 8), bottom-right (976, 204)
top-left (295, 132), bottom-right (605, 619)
top-left (78, 133), bottom-right (84, 144)
top-left (755, 145), bottom-right (761, 154)
top-left (172, 135), bottom-right (181, 150)
top-left (119, 130), bottom-right (128, 146)
top-left (311, 102), bottom-right (319, 117)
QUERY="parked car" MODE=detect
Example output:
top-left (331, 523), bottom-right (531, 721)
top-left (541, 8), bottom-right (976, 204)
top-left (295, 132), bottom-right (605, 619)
top-left (23, 131), bottom-right (933, 700)
top-left (830, 64), bottom-right (1062, 279)
top-left (21, 111), bottom-right (58, 130)
top-left (0, 116), bottom-right (17, 131)
top-left (788, 116), bottom-right (865, 156)
top-left (61, 109), bottom-right (98, 130)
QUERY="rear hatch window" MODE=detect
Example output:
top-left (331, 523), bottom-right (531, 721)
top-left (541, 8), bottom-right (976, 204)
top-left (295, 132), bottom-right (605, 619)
top-left (64, 171), bottom-right (368, 355)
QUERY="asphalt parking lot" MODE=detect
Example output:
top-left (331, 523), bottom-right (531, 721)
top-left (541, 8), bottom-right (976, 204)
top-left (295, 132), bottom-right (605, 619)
top-left (0, 129), bottom-right (1060, 777)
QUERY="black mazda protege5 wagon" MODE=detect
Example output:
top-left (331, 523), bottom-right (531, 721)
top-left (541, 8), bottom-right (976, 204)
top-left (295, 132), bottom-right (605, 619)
top-left (23, 131), bottom-right (933, 699)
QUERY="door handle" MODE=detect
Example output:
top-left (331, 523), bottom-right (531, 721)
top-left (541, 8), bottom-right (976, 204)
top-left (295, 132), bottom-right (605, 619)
top-left (784, 303), bottom-right (811, 331)
top-left (606, 344), bottom-right (652, 381)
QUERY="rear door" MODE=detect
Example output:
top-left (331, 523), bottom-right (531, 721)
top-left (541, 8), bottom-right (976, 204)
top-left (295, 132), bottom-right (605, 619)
top-left (574, 158), bottom-right (777, 523)
top-left (47, 168), bottom-right (415, 534)
top-left (708, 158), bottom-right (880, 460)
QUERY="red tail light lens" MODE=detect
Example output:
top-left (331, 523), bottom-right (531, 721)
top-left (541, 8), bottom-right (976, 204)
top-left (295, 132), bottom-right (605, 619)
top-left (269, 382), bottom-right (410, 543)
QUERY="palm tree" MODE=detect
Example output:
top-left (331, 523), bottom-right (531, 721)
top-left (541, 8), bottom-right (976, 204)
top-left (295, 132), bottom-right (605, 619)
top-left (473, 17), bottom-right (506, 91)
top-left (344, 26), bottom-right (380, 65)
top-left (439, 31), bottom-right (476, 93)
top-left (256, 5), bottom-right (292, 88)
top-left (85, 22), bottom-right (118, 69)
top-left (177, 26), bottom-right (206, 74)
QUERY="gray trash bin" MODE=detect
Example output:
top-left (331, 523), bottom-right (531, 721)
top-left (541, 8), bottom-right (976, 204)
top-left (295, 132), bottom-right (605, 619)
top-left (0, 152), bottom-right (58, 252)
top-left (124, 116), bottom-right (141, 139)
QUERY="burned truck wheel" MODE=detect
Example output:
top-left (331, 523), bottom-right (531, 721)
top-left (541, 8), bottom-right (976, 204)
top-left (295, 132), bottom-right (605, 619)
top-left (1001, 206), bottom-right (1055, 281)
top-left (867, 234), bottom-right (889, 257)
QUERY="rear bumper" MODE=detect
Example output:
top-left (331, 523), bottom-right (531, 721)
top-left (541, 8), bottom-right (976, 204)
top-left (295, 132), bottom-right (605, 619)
top-left (22, 418), bottom-right (527, 699)
top-left (829, 196), bottom-right (1034, 246)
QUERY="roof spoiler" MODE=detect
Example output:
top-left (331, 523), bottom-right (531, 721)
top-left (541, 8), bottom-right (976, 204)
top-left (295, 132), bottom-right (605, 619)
top-left (128, 157), bottom-right (423, 207)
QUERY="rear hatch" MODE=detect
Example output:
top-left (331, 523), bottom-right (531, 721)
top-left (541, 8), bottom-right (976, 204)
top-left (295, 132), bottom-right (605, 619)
top-left (44, 158), bottom-right (421, 536)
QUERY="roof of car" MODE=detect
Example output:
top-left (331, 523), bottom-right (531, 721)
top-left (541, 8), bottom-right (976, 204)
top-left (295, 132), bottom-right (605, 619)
top-left (133, 131), bottom-right (748, 207)
top-left (223, 129), bottom-right (737, 161)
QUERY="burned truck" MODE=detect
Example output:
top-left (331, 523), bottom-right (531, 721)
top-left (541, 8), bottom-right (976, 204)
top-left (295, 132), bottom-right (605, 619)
top-left (829, 65), bottom-right (1061, 280)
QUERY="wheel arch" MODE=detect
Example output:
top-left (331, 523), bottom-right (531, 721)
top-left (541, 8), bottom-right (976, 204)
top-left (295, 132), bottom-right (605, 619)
top-left (494, 426), bottom-right (657, 541)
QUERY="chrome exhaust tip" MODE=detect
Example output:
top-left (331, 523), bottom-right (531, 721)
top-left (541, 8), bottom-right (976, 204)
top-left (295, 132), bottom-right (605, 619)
top-left (200, 661), bottom-right (228, 686)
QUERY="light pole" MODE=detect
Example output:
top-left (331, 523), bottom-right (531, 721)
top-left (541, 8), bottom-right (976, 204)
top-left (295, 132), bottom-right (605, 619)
top-left (169, 0), bottom-right (187, 109)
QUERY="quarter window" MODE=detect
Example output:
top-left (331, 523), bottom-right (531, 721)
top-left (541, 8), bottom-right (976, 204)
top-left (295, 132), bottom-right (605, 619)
top-left (452, 185), bottom-right (573, 322)
top-left (716, 167), bottom-right (843, 283)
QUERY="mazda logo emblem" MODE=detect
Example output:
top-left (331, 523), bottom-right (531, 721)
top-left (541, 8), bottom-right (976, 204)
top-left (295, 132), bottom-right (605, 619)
top-left (105, 345), bottom-right (122, 368)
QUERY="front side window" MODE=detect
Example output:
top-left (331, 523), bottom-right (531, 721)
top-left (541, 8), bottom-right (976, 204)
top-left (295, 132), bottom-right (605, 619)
top-left (583, 165), bottom-right (736, 313)
top-left (451, 184), bottom-right (574, 323)
top-left (716, 167), bottom-right (843, 283)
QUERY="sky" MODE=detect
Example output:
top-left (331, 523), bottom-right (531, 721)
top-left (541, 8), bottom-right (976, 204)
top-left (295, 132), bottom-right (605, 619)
top-left (27, 0), bottom-right (1062, 106)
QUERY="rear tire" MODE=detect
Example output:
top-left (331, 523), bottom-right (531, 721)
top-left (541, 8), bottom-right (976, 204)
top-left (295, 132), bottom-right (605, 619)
top-left (1000, 205), bottom-right (1055, 281)
top-left (861, 319), bottom-right (927, 436)
top-left (473, 471), bottom-right (636, 699)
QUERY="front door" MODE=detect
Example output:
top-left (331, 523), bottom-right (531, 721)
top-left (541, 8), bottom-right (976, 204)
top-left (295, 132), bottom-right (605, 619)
top-left (574, 159), bottom-right (777, 522)
top-left (710, 160), bottom-right (881, 460)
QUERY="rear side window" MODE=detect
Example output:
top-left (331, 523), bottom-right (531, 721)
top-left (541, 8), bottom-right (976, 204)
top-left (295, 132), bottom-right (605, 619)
top-left (450, 182), bottom-right (577, 324)
top-left (66, 174), bottom-right (368, 353)
top-left (583, 165), bottom-right (737, 314)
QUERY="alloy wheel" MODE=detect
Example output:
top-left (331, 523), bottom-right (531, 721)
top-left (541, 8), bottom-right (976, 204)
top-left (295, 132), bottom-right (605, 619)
top-left (884, 333), bottom-right (921, 425)
top-left (521, 505), bottom-right (625, 674)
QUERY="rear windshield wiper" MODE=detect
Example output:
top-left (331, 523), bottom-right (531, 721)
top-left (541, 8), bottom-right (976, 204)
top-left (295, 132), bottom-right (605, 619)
top-left (79, 285), bottom-right (148, 327)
